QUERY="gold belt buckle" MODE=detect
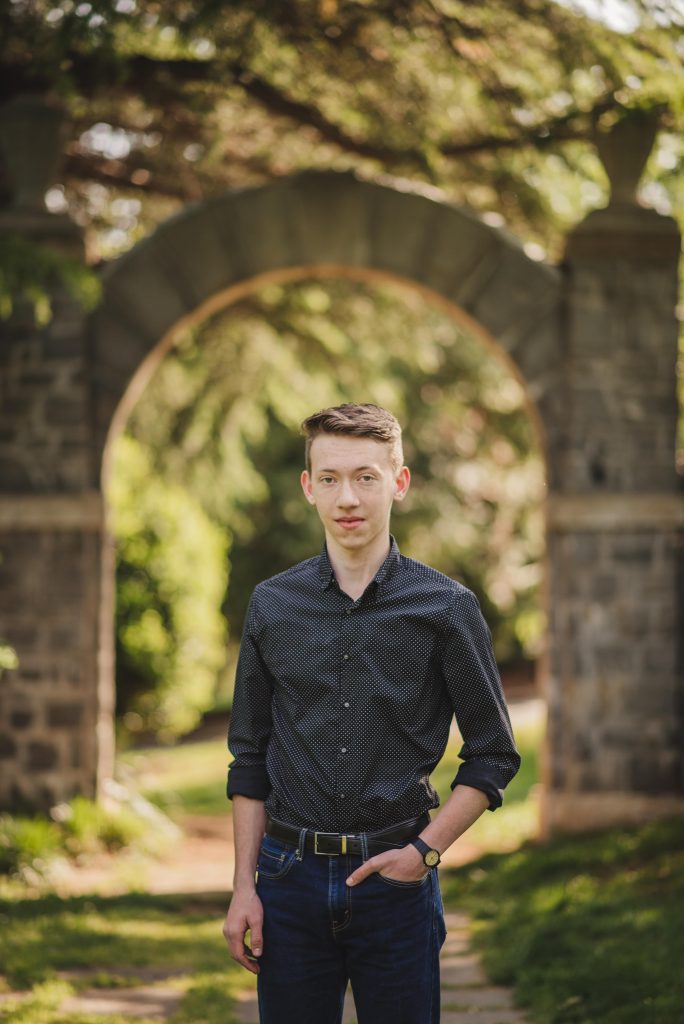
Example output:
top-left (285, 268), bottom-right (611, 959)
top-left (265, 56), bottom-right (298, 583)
top-left (314, 831), bottom-right (350, 855)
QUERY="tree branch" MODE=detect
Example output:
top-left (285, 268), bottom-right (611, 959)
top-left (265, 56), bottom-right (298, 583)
top-left (63, 152), bottom-right (199, 201)
top-left (4, 46), bottom-right (611, 180)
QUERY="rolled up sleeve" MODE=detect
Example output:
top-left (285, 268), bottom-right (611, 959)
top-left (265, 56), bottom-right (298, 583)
top-left (440, 589), bottom-right (521, 811)
top-left (226, 590), bottom-right (274, 801)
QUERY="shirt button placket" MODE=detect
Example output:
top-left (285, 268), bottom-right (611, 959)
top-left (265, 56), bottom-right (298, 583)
top-left (340, 610), bottom-right (352, 815)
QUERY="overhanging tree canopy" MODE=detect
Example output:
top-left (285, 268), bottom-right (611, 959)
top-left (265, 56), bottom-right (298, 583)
top-left (3, 1), bottom-right (683, 255)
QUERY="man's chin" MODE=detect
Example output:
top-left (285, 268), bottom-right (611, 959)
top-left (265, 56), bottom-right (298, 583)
top-left (328, 523), bottom-right (367, 545)
top-left (336, 530), bottom-right (366, 545)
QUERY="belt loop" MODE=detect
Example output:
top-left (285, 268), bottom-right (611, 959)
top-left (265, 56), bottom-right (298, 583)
top-left (296, 827), bottom-right (307, 861)
top-left (361, 832), bottom-right (369, 862)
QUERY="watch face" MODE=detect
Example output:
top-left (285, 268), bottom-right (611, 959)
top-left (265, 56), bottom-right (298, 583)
top-left (425, 849), bottom-right (440, 867)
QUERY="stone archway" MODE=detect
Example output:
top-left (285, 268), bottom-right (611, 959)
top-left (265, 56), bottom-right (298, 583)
top-left (1, 169), bottom-right (682, 833)
top-left (90, 172), bottom-right (562, 485)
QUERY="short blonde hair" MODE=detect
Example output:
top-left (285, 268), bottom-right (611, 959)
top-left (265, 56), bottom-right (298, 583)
top-left (301, 403), bottom-right (404, 472)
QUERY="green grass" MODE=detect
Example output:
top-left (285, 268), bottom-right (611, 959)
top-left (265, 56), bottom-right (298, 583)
top-left (440, 816), bottom-right (684, 1023)
top-left (0, 975), bottom-right (250, 1024)
top-left (0, 892), bottom-right (227, 987)
top-left (118, 739), bottom-right (229, 817)
top-left (0, 891), bottom-right (251, 1023)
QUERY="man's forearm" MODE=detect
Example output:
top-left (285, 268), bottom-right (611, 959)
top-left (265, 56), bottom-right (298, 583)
top-left (224, 795), bottom-right (267, 973)
top-left (346, 783), bottom-right (489, 887)
top-left (419, 783), bottom-right (489, 854)
top-left (232, 794), bottom-right (267, 891)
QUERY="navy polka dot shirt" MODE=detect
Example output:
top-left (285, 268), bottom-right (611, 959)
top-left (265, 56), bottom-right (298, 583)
top-left (227, 536), bottom-right (521, 833)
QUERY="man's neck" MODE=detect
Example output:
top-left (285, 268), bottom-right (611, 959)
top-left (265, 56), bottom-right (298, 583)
top-left (326, 533), bottom-right (391, 601)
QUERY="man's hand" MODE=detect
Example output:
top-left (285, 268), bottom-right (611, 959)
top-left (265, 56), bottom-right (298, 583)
top-left (223, 887), bottom-right (264, 974)
top-left (345, 842), bottom-right (428, 887)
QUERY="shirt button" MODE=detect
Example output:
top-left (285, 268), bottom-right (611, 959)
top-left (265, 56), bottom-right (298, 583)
top-left (341, 747), bottom-right (347, 754)
top-left (345, 609), bottom-right (351, 615)
top-left (339, 793), bottom-right (345, 799)
top-left (343, 702), bottom-right (350, 708)
top-left (343, 653), bottom-right (349, 660)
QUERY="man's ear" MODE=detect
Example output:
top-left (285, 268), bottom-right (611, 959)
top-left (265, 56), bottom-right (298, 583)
top-left (393, 466), bottom-right (411, 503)
top-left (301, 469), bottom-right (316, 505)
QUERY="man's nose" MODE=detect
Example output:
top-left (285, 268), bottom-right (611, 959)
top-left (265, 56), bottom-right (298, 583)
top-left (337, 480), bottom-right (360, 506)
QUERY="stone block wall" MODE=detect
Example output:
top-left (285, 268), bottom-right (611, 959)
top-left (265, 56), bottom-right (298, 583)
top-left (0, 289), bottom-right (114, 810)
top-left (560, 251), bottom-right (680, 493)
top-left (542, 521), bottom-right (684, 832)
top-left (0, 521), bottom-right (113, 810)
top-left (0, 292), bottom-right (93, 491)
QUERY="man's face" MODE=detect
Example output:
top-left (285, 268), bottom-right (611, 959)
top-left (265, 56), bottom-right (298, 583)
top-left (300, 434), bottom-right (410, 552)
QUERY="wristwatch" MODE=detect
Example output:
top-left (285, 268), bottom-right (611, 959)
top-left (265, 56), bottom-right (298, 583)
top-left (410, 837), bottom-right (441, 868)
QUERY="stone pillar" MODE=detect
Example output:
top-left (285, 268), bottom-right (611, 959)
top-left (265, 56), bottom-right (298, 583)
top-left (0, 95), bottom-right (114, 810)
top-left (541, 111), bottom-right (684, 833)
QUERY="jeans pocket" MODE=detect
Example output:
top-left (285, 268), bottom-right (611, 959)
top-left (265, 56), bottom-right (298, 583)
top-left (375, 869), bottom-right (431, 889)
top-left (257, 835), bottom-right (298, 880)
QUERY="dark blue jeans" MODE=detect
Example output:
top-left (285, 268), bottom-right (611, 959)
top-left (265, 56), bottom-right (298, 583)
top-left (255, 832), bottom-right (447, 1024)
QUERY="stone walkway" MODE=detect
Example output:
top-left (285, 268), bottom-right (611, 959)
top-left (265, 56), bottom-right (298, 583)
top-left (233, 912), bottom-right (530, 1024)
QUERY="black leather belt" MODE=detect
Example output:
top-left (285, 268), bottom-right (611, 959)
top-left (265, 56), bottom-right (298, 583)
top-left (265, 812), bottom-right (430, 857)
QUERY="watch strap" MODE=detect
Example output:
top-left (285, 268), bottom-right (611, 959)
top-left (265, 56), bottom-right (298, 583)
top-left (410, 836), bottom-right (441, 867)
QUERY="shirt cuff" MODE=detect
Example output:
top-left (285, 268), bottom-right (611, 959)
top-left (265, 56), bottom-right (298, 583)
top-left (226, 763), bottom-right (271, 801)
top-left (451, 763), bottom-right (507, 811)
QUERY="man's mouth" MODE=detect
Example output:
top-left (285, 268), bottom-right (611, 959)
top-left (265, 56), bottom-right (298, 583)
top-left (336, 517), bottom-right (364, 529)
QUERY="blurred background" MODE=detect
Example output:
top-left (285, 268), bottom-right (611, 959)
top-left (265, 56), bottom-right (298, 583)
top-left (1, 3), bottom-right (683, 1021)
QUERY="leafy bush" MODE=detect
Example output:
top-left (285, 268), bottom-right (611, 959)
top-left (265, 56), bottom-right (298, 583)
top-left (0, 233), bottom-right (101, 324)
top-left (0, 792), bottom-right (176, 882)
top-left (0, 817), bottom-right (62, 878)
top-left (108, 435), bottom-right (229, 740)
top-left (55, 796), bottom-right (149, 855)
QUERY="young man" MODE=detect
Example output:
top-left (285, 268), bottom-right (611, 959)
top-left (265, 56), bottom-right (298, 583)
top-left (224, 403), bottom-right (520, 1024)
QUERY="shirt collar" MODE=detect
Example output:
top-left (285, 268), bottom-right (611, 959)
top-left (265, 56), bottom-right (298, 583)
top-left (318, 535), bottom-right (401, 591)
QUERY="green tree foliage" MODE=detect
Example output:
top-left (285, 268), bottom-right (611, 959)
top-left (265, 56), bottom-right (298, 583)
top-left (126, 276), bottom-right (545, 688)
top-left (2, 2), bottom-right (683, 257)
top-left (107, 435), bottom-right (229, 738)
top-left (0, 232), bottom-right (101, 323)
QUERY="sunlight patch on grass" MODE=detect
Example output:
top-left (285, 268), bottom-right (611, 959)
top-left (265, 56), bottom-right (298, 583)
top-left (0, 896), bottom-right (245, 1024)
top-left (0, 899), bottom-right (229, 989)
top-left (119, 739), bottom-right (228, 817)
